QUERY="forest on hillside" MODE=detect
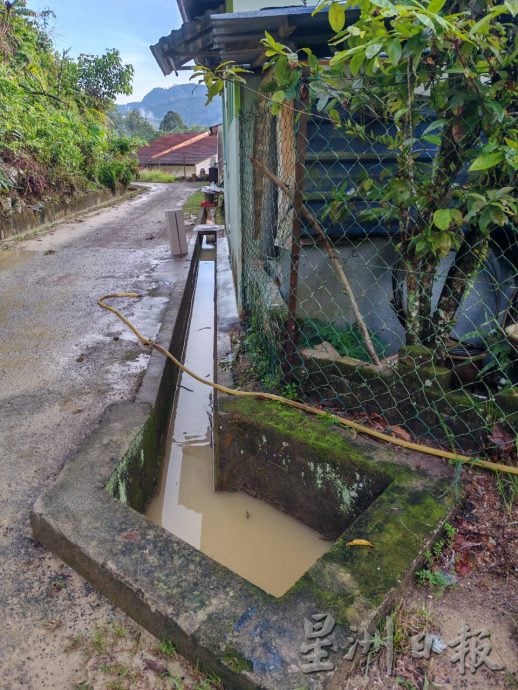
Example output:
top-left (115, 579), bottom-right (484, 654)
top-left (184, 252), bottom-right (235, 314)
top-left (0, 1), bottom-right (140, 216)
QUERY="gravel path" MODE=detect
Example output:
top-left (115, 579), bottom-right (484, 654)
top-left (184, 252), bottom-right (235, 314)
top-left (0, 183), bottom-right (200, 689)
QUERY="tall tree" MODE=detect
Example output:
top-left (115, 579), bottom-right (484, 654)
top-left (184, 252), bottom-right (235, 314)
top-left (77, 49), bottom-right (134, 108)
top-left (159, 110), bottom-right (186, 132)
top-left (123, 109), bottom-right (157, 141)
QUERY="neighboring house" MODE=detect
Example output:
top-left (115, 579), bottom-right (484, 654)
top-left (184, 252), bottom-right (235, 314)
top-left (151, 2), bottom-right (515, 354)
top-left (138, 129), bottom-right (219, 179)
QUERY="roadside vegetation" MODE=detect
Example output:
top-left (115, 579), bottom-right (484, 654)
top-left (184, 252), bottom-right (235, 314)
top-left (67, 618), bottom-right (221, 690)
top-left (138, 168), bottom-right (177, 183)
top-left (183, 189), bottom-right (204, 216)
top-left (0, 1), bottom-right (140, 215)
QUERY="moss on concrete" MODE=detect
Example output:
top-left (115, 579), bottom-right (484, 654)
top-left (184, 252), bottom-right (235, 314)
top-left (106, 408), bottom-right (162, 512)
top-left (295, 480), bottom-right (456, 625)
top-left (217, 397), bottom-right (457, 627)
top-left (299, 346), bottom-right (506, 450)
top-left (219, 396), bottom-right (414, 485)
top-left (222, 650), bottom-right (253, 673)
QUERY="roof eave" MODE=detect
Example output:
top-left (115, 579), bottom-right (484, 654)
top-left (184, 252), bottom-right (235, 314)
top-left (150, 6), bottom-right (356, 74)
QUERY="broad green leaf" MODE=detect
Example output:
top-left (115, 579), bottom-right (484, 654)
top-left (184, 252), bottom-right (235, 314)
top-left (422, 119), bottom-right (446, 136)
top-left (437, 233), bottom-right (452, 256)
top-left (468, 151), bottom-right (504, 172)
top-left (365, 42), bottom-right (383, 59)
top-left (329, 108), bottom-right (341, 125)
top-left (329, 45), bottom-right (363, 66)
top-left (329, 3), bottom-right (346, 33)
top-left (415, 239), bottom-right (428, 255)
top-left (416, 13), bottom-right (436, 31)
top-left (370, 0), bottom-right (395, 8)
top-left (485, 100), bottom-right (505, 122)
top-left (450, 209), bottom-right (463, 224)
top-left (386, 39), bottom-right (402, 66)
top-left (428, 0), bottom-right (446, 12)
top-left (349, 50), bottom-right (365, 76)
top-left (433, 209), bottom-right (452, 230)
top-left (274, 56), bottom-right (290, 84)
top-left (271, 90), bottom-right (286, 102)
top-left (470, 6), bottom-right (508, 35)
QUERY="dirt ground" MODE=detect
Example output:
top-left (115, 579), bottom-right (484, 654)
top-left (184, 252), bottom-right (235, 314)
top-left (338, 470), bottom-right (518, 690)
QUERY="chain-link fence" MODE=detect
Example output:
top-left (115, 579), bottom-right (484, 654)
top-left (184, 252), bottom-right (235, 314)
top-left (236, 84), bottom-right (517, 457)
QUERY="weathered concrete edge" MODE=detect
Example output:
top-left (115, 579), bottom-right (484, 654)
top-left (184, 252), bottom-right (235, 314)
top-left (30, 401), bottom-right (261, 690)
top-left (0, 185), bottom-right (143, 241)
top-left (29, 229), bottom-right (267, 689)
top-left (215, 230), bottom-right (241, 391)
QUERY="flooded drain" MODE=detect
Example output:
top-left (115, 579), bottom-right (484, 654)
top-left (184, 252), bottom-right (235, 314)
top-left (147, 242), bottom-right (331, 597)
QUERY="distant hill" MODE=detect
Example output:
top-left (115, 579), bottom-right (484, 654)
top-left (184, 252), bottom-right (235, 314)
top-left (117, 84), bottom-right (222, 128)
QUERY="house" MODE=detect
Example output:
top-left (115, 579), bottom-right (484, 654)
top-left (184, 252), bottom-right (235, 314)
top-left (150, 1), bottom-right (515, 358)
top-left (137, 128), bottom-right (219, 179)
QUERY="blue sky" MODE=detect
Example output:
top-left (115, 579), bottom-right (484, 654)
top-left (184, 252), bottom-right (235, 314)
top-left (29, 0), bottom-right (191, 102)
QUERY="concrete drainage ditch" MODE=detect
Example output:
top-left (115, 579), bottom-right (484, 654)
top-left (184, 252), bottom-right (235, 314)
top-left (31, 227), bottom-right (456, 689)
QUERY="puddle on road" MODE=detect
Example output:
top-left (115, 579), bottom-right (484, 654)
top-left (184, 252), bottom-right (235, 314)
top-left (0, 248), bottom-right (31, 271)
top-left (147, 247), bottom-right (331, 597)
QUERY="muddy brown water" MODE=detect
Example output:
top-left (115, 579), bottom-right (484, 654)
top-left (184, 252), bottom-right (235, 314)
top-left (147, 248), bottom-right (331, 597)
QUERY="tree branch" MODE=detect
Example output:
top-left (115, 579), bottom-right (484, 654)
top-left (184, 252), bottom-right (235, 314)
top-left (250, 155), bottom-right (382, 366)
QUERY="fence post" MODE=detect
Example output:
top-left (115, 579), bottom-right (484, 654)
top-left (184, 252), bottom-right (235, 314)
top-left (285, 73), bottom-right (309, 368)
top-left (165, 210), bottom-right (188, 256)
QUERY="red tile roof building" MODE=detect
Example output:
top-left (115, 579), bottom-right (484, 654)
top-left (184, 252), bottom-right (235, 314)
top-left (137, 130), bottom-right (219, 178)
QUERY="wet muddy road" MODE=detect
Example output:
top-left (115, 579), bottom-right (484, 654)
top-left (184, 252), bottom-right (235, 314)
top-left (0, 183), bottom-right (199, 689)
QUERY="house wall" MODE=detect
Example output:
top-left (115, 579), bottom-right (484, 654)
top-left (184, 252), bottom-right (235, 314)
top-left (278, 242), bottom-right (515, 355)
top-left (222, 80), bottom-right (243, 304)
top-left (144, 164), bottom-right (196, 177)
top-left (140, 158), bottom-right (212, 178)
top-left (194, 156), bottom-right (213, 176)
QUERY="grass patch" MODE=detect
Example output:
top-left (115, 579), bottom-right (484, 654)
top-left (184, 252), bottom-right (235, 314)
top-left (183, 189), bottom-right (204, 216)
top-left (138, 168), bottom-right (177, 183)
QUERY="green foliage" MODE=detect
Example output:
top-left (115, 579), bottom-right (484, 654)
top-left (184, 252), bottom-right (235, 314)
top-left (300, 318), bottom-right (387, 362)
top-left (415, 567), bottom-right (451, 589)
top-left (110, 109), bottom-right (158, 141)
top-left (182, 189), bottom-right (204, 215)
top-left (138, 168), bottom-right (177, 183)
top-left (244, 312), bottom-right (285, 391)
top-left (191, 61), bottom-right (251, 103)
top-left (0, 7), bottom-right (139, 205)
top-left (416, 523), bottom-right (456, 589)
top-left (444, 521), bottom-right (456, 543)
top-left (158, 638), bottom-right (176, 657)
top-left (495, 471), bottom-right (518, 517)
top-left (77, 49), bottom-right (133, 108)
top-left (159, 109), bottom-right (186, 132)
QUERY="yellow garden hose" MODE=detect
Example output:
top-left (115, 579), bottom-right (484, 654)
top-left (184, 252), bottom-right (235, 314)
top-left (98, 292), bottom-right (518, 476)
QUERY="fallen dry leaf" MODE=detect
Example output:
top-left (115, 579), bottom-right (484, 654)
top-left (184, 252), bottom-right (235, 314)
top-left (390, 425), bottom-right (412, 442)
top-left (346, 539), bottom-right (374, 548)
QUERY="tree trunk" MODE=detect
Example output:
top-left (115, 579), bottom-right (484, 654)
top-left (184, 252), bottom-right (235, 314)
top-left (429, 227), bottom-right (489, 360)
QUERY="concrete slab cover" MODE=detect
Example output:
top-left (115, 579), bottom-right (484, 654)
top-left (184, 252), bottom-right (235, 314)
top-left (31, 231), bottom-right (456, 689)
